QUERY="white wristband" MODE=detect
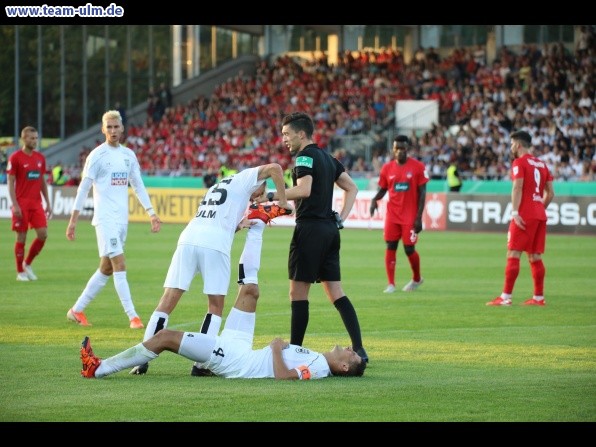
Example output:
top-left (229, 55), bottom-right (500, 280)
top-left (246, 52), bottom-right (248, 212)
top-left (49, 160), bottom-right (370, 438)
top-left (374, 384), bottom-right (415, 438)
top-left (511, 211), bottom-right (519, 216)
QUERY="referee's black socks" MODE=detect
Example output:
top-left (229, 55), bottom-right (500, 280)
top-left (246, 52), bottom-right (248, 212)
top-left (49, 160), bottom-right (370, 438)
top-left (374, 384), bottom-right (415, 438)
top-left (290, 300), bottom-right (309, 346)
top-left (334, 296), bottom-right (364, 351)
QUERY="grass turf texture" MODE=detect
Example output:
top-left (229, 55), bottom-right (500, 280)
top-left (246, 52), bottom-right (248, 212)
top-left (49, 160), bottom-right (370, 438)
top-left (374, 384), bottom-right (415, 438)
top-left (0, 219), bottom-right (594, 422)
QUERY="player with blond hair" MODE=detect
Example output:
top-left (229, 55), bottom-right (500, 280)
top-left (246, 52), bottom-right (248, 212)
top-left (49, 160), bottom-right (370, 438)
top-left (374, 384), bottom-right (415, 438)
top-left (66, 110), bottom-right (162, 329)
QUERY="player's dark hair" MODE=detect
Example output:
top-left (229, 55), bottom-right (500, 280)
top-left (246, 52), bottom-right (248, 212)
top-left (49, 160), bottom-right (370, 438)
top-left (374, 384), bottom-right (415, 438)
top-left (510, 130), bottom-right (532, 147)
top-left (282, 112), bottom-right (314, 138)
top-left (334, 356), bottom-right (367, 377)
top-left (394, 134), bottom-right (410, 147)
top-left (352, 358), bottom-right (367, 377)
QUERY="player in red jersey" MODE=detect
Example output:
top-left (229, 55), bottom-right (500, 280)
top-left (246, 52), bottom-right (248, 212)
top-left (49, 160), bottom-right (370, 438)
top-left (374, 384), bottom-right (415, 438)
top-left (7, 126), bottom-right (52, 281)
top-left (487, 130), bottom-right (555, 307)
top-left (370, 135), bottom-right (429, 293)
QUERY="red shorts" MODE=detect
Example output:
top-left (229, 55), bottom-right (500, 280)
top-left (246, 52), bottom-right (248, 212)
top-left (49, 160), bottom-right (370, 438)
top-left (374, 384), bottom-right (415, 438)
top-left (12, 203), bottom-right (47, 232)
top-left (384, 221), bottom-right (418, 246)
top-left (507, 218), bottom-right (546, 254)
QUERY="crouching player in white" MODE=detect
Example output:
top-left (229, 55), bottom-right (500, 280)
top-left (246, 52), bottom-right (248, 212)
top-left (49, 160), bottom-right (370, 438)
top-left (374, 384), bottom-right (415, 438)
top-left (80, 214), bottom-right (367, 380)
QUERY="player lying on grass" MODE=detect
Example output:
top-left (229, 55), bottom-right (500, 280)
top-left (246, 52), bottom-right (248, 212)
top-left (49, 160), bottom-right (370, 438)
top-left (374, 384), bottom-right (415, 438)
top-left (80, 208), bottom-right (367, 380)
top-left (80, 286), bottom-right (366, 380)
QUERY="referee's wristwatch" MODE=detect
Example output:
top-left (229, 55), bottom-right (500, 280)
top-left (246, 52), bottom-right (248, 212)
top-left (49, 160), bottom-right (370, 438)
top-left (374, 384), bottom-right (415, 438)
top-left (267, 191), bottom-right (274, 201)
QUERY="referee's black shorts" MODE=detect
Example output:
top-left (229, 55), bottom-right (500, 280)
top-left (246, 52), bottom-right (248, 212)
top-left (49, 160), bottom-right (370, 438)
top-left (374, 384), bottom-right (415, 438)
top-left (288, 219), bottom-right (340, 283)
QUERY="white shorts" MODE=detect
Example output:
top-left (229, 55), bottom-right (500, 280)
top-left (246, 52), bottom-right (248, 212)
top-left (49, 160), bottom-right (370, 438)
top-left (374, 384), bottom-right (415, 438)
top-left (95, 222), bottom-right (127, 258)
top-left (201, 308), bottom-right (257, 377)
top-left (178, 308), bottom-right (255, 370)
top-left (163, 244), bottom-right (231, 295)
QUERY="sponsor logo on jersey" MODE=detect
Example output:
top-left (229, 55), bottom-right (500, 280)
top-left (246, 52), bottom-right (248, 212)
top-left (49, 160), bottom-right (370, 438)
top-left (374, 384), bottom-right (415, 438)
top-left (295, 156), bottom-right (313, 168)
top-left (27, 171), bottom-right (41, 180)
top-left (393, 182), bottom-right (409, 192)
top-left (196, 208), bottom-right (216, 218)
top-left (294, 346), bottom-right (311, 354)
top-left (111, 172), bottom-right (128, 185)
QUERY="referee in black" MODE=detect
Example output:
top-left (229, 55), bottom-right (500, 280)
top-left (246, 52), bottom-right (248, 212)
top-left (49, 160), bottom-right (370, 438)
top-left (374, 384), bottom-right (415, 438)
top-left (259, 112), bottom-right (368, 363)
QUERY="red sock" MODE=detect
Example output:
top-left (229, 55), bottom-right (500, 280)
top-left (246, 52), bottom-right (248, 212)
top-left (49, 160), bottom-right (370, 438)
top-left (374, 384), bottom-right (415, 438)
top-left (530, 259), bottom-right (545, 296)
top-left (503, 257), bottom-right (520, 295)
top-left (15, 241), bottom-right (25, 272)
top-left (407, 251), bottom-right (421, 282)
top-left (385, 249), bottom-right (396, 285)
top-left (25, 238), bottom-right (45, 265)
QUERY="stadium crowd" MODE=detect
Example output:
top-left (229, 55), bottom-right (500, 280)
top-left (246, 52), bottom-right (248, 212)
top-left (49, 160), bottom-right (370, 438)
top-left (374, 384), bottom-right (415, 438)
top-left (50, 38), bottom-right (595, 186)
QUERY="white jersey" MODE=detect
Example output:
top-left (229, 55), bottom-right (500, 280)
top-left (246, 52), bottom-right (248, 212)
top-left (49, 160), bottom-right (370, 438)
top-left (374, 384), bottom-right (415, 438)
top-left (208, 338), bottom-right (332, 380)
top-left (177, 167), bottom-right (264, 254)
top-left (178, 307), bottom-right (332, 380)
top-left (79, 142), bottom-right (153, 226)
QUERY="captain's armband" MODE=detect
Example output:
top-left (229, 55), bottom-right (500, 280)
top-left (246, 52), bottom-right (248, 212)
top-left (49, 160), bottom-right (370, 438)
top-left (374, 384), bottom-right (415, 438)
top-left (295, 365), bottom-right (312, 380)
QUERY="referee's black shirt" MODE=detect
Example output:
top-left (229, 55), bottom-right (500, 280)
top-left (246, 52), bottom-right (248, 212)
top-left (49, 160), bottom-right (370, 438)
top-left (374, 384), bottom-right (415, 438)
top-left (293, 144), bottom-right (345, 222)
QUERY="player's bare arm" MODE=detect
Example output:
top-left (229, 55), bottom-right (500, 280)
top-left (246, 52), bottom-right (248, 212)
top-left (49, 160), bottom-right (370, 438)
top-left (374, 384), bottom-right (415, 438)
top-left (66, 210), bottom-right (81, 241)
top-left (511, 178), bottom-right (525, 230)
top-left (255, 163), bottom-right (293, 212)
top-left (370, 187), bottom-right (387, 216)
top-left (543, 180), bottom-right (555, 208)
top-left (270, 338), bottom-right (299, 380)
top-left (7, 175), bottom-right (22, 218)
top-left (149, 214), bottom-right (161, 233)
top-left (236, 217), bottom-right (257, 232)
top-left (256, 174), bottom-right (311, 204)
top-left (41, 181), bottom-right (53, 219)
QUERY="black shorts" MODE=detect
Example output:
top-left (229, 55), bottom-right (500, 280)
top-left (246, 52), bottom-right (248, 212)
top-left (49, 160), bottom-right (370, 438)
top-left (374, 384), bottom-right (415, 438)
top-left (288, 220), bottom-right (340, 283)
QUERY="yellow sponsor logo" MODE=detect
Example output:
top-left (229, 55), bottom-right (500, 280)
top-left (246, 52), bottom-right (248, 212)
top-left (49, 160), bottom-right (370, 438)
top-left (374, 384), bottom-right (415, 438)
top-left (128, 188), bottom-right (207, 223)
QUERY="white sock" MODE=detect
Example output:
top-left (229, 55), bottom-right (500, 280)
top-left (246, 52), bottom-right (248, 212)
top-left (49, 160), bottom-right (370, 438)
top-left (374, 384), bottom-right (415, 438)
top-left (95, 343), bottom-right (158, 378)
top-left (143, 311), bottom-right (170, 342)
top-left (113, 271), bottom-right (138, 319)
top-left (500, 293), bottom-right (512, 300)
top-left (194, 314), bottom-right (222, 369)
top-left (201, 314), bottom-right (222, 336)
top-left (73, 269), bottom-right (109, 312)
top-left (239, 220), bottom-right (265, 282)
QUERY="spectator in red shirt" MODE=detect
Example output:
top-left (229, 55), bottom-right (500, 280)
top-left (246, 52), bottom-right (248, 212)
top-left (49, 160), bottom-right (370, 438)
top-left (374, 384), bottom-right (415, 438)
top-left (7, 126), bottom-right (52, 281)
top-left (487, 130), bottom-right (555, 307)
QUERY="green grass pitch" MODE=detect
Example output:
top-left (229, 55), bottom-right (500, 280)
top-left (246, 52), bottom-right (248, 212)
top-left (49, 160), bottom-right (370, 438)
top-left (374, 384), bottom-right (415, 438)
top-left (1, 219), bottom-right (595, 422)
